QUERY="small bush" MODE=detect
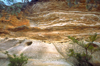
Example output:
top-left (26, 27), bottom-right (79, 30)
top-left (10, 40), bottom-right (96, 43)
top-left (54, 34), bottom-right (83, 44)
top-left (6, 3), bottom-right (22, 16)
top-left (4, 51), bottom-right (28, 66)
top-left (68, 33), bottom-right (100, 66)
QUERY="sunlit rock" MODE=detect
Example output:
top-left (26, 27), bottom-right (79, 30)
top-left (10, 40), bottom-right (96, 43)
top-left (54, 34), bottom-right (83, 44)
top-left (0, 38), bottom-right (72, 66)
top-left (0, 1), bottom-right (100, 66)
top-left (0, 12), bottom-right (30, 30)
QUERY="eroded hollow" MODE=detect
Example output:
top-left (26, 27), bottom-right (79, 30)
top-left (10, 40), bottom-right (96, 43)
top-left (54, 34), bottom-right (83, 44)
top-left (26, 41), bottom-right (32, 46)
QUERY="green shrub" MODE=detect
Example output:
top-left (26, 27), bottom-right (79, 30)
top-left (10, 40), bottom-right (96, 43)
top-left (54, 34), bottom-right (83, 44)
top-left (66, 0), bottom-right (100, 11)
top-left (4, 51), bottom-right (28, 66)
top-left (68, 33), bottom-right (100, 66)
top-left (6, 3), bottom-right (22, 16)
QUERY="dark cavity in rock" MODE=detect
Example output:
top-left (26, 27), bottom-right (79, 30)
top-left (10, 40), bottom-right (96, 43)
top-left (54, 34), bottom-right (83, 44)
top-left (26, 41), bottom-right (32, 46)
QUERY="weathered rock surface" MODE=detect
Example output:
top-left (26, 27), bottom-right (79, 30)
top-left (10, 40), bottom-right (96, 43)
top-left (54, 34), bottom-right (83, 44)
top-left (53, 41), bottom-right (100, 66)
top-left (0, 38), bottom-right (72, 66)
top-left (0, 1), bottom-right (100, 66)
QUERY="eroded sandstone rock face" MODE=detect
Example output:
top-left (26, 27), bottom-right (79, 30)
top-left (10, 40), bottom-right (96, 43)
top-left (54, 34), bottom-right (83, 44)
top-left (0, 12), bottom-right (30, 29)
top-left (0, 38), bottom-right (72, 66)
top-left (0, 1), bottom-right (100, 66)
